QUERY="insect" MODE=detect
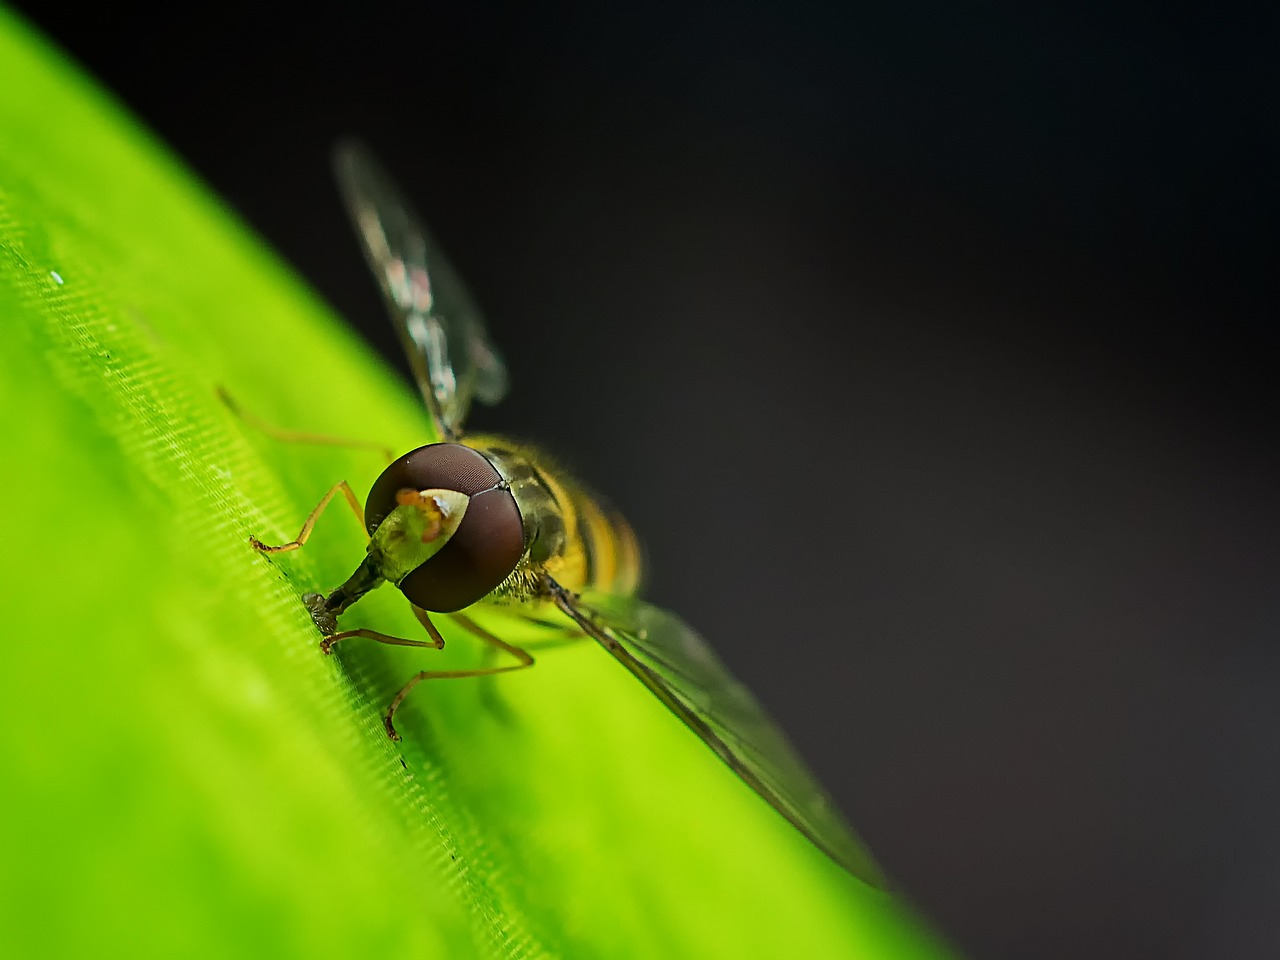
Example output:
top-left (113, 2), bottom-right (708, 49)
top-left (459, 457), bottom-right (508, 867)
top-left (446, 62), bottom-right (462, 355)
top-left (244, 142), bottom-right (884, 887)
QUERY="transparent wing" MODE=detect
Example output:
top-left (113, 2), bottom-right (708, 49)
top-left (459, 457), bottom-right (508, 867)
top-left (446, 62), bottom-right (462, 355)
top-left (549, 583), bottom-right (886, 887)
top-left (333, 141), bottom-right (509, 440)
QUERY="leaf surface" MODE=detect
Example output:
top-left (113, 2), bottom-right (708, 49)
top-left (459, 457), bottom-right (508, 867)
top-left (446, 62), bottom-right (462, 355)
top-left (0, 10), bottom-right (951, 958)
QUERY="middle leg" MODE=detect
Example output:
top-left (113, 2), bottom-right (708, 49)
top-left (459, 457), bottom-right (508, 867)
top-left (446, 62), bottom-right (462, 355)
top-left (380, 609), bottom-right (536, 740)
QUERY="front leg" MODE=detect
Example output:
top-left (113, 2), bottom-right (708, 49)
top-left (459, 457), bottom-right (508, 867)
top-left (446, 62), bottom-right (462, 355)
top-left (249, 480), bottom-right (368, 554)
top-left (218, 385), bottom-right (396, 462)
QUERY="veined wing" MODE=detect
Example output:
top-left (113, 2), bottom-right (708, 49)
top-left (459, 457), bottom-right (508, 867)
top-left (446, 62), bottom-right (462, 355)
top-left (333, 141), bottom-right (508, 440)
top-left (548, 583), bottom-right (886, 887)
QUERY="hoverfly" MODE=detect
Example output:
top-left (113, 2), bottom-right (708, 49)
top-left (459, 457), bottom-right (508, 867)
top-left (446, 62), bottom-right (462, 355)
top-left (246, 142), bottom-right (884, 887)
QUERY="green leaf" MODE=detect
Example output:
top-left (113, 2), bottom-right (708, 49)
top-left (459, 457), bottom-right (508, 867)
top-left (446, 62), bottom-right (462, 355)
top-left (0, 10), bottom-right (952, 958)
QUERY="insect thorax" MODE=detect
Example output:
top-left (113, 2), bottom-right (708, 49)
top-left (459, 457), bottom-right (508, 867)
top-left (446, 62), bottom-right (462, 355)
top-left (470, 436), bottom-right (641, 605)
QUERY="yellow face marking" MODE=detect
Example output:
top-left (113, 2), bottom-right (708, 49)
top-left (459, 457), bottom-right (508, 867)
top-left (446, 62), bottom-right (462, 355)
top-left (394, 487), bottom-right (469, 544)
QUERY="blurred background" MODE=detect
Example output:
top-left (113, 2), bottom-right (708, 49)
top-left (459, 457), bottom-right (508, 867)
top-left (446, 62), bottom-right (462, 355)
top-left (12, 2), bottom-right (1276, 957)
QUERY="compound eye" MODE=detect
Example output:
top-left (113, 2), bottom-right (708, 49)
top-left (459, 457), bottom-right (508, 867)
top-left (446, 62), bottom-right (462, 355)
top-left (364, 443), bottom-right (504, 535)
top-left (398, 485), bottom-right (525, 612)
top-left (364, 443), bottom-right (525, 612)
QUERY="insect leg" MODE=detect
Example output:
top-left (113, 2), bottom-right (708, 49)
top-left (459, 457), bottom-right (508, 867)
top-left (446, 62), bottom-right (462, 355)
top-left (319, 627), bottom-right (445, 656)
top-left (250, 480), bottom-right (367, 553)
top-left (457, 612), bottom-right (586, 654)
top-left (452, 611), bottom-right (583, 718)
top-left (381, 610), bottom-right (535, 741)
top-left (218, 385), bottom-right (396, 462)
top-left (513, 631), bottom-right (588, 653)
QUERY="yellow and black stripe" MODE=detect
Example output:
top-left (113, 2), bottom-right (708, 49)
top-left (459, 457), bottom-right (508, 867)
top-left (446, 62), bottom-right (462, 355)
top-left (469, 435), bottom-right (642, 604)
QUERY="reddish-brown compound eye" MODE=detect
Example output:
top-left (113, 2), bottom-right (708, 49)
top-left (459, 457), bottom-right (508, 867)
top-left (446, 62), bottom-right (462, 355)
top-left (398, 485), bottom-right (524, 612)
top-left (365, 444), bottom-right (526, 613)
top-left (365, 443), bottom-right (503, 533)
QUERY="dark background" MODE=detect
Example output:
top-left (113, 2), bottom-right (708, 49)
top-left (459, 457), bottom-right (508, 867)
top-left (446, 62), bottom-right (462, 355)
top-left (15, 2), bottom-right (1278, 957)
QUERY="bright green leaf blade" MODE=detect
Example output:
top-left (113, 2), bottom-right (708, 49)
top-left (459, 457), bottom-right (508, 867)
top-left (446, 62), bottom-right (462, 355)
top-left (0, 9), bottom-right (953, 958)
